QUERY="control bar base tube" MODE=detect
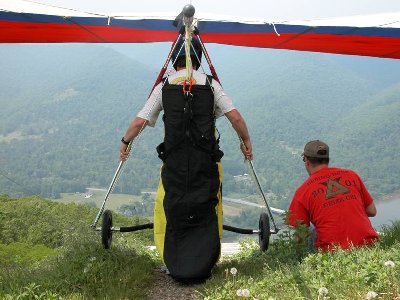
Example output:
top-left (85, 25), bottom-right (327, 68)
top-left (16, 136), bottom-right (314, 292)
top-left (120, 223), bottom-right (154, 232)
top-left (94, 223), bottom-right (154, 232)
top-left (223, 224), bottom-right (255, 234)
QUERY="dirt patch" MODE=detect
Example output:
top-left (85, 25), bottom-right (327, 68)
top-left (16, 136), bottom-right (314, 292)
top-left (146, 267), bottom-right (203, 300)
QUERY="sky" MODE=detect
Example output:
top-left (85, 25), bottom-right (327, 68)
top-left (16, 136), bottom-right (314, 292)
top-left (31, 0), bottom-right (400, 21)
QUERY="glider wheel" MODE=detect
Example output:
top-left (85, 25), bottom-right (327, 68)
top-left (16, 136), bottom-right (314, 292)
top-left (101, 209), bottom-right (113, 249)
top-left (258, 212), bottom-right (271, 252)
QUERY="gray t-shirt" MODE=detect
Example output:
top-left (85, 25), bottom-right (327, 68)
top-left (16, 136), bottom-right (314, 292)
top-left (137, 69), bottom-right (235, 127)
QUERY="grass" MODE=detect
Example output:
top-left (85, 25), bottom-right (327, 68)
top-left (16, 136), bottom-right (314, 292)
top-left (1, 195), bottom-right (399, 299)
top-left (57, 191), bottom-right (143, 211)
top-left (0, 195), bottom-right (157, 299)
top-left (198, 223), bottom-right (400, 300)
top-left (0, 226), bottom-right (157, 299)
top-left (222, 203), bottom-right (244, 217)
top-left (58, 191), bottom-right (244, 218)
top-left (0, 225), bottom-right (156, 298)
top-left (0, 242), bottom-right (57, 266)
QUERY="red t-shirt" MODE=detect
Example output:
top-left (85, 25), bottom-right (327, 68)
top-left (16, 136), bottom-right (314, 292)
top-left (288, 167), bottom-right (378, 251)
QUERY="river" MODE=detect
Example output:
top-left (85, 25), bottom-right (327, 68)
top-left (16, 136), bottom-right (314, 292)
top-left (371, 197), bottom-right (400, 230)
top-left (222, 197), bottom-right (400, 242)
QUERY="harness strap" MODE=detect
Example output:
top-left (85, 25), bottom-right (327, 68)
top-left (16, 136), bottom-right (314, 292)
top-left (158, 75), bottom-right (222, 162)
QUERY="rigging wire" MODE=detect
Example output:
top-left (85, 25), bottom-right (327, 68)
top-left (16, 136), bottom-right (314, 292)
top-left (62, 16), bottom-right (108, 42)
top-left (21, 0), bottom-right (109, 18)
top-left (0, 169), bottom-right (40, 197)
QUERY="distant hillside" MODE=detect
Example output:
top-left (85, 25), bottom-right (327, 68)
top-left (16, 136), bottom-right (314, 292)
top-left (332, 82), bottom-right (400, 195)
top-left (0, 44), bottom-right (163, 198)
top-left (0, 44), bottom-right (399, 204)
top-left (211, 46), bottom-right (400, 197)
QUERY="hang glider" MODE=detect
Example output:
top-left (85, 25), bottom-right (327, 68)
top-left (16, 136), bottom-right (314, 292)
top-left (1, 0), bottom-right (400, 59)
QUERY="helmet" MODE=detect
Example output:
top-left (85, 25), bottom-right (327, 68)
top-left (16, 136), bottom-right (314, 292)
top-left (171, 36), bottom-right (202, 68)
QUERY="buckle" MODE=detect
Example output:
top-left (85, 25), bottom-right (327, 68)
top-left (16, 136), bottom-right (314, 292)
top-left (182, 79), bottom-right (193, 94)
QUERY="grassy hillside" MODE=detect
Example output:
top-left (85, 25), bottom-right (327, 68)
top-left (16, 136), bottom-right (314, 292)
top-left (0, 195), bottom-right (156, 299)
top-left (200, 224), bottom-right (400, 299)
top-left (1, 195), bottom-right (399, 299)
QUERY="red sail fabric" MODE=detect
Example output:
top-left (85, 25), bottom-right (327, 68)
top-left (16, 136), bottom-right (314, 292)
top-left (1, 1), bottom-right (399, 59)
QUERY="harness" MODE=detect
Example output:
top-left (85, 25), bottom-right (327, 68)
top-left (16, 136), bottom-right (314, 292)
top-left (156, 75), bottom-right (223, 163)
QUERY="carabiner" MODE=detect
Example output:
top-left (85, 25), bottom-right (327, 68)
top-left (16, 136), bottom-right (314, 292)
top-left (182, 79), bottom-right (193, 94)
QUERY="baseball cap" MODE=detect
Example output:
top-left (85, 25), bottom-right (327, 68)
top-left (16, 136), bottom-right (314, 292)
top-left (303, 140), bottom-right (329, 158)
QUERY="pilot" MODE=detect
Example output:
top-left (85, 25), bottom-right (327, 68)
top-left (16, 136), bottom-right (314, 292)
top-left (119, 35), bottom-right (252, 282)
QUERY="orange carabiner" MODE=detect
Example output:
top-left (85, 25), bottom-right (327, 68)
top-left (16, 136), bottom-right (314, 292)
top-left (182, 79), bottom-right (193, 94)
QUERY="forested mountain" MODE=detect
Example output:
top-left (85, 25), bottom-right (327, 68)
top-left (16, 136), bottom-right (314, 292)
top-left (0, 44), bottom-right (162, 198)
top-left (333, 82), bottom-right (400, 194)
top-left (1, 44), bottom-right (399, 207)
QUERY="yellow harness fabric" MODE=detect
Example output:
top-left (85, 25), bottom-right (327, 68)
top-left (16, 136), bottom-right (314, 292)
top-left (153, 162), bottom-right (224, 262)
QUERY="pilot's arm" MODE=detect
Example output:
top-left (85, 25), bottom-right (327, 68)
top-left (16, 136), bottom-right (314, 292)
top-left (225, 109), bottom-right (253, 160)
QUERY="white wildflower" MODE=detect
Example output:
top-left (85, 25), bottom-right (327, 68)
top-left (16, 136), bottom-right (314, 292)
top-left (242, 289), bottom-right (250, 297)
top-left (90, 256), bottom-right (96, 262)
top-left (384, 260), bottom-right (395, 268)
top-left (366, 291), bottom-right (378, 300)
top-left (236, 289), bottom-right (243, 297)
top-left (318, 287), bottom-right (329, 296)
top-left (83, 262), bottom-right (92, 273)
top-left (230, 267), bottom-right (238, 275)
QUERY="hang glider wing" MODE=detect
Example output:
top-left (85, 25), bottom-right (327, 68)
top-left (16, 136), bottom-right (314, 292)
top-left (1, 0), bottom-right (400, 59)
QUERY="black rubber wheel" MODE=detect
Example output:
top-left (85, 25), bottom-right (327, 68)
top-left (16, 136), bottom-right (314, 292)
top-left (258, 212), bottom-right (271, 251)
top-left (101, 209), bottom-right (113, 249)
